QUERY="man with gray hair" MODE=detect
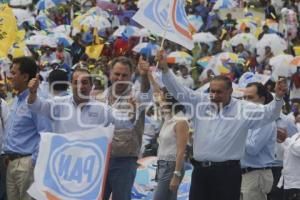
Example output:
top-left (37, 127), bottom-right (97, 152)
top-left (102, 56), bottom-right (151, 200)
top-left (157, 51), bottom-right (287, 200)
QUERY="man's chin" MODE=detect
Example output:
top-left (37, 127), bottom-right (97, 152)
top-left (210, 99), bottom-right (222, 105)
top-left (114, 86), bottom-right (127, 94)
top-left (210, 99), bottom-right (218, 103)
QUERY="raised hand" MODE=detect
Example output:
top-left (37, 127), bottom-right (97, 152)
top-left (277, 128), bottom-right (288, 143)
top-left (156, 50), bottom-right (169, 72)
top-left (28, 73), bottom-right (40, 94)
top-left (275, 77), bottom-right (288, 99)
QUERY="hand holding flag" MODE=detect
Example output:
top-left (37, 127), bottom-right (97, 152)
top-left (156, 50), bottom-right (169, 73)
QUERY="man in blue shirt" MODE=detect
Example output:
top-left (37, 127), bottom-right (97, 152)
top-left (194, 1), bottom-right (209, 25)
top-left (241, 82), bottom-right (277, 200)
top-left (157, 51), bottom-right (287, 200)
top-left (3, 57), bottom-right (51, 200)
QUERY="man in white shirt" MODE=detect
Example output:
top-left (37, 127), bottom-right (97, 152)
top-left (27, 68), bottom-right (136, 133)
top-left (157, 51), bottom-right (287, 200)
top-left (175, 65), bottom-right (194, 89)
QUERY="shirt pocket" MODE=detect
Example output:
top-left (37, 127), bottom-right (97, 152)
top-left (16, 104), bottom-right (31, 118)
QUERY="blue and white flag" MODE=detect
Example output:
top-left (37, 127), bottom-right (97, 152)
top-left (28, 125), bottom-right (114, 200)
top-left (36, 0), bottom-right (67, 10)
top-left (132, 0), bottom-right (194, 50)
top-left (212, 0), bottom-right (237, 10)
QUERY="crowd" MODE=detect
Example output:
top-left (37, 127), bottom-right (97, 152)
top-left (0, 0), bottom-right (300, 200)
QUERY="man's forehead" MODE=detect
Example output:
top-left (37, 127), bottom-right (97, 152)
top-left (210, 80), bottom-right (226, 86)
top-left (112, 62), bottom-right (131, 72)
top-left (73, 71), bottom-right (90, 79)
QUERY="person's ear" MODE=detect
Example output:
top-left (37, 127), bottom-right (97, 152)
top-left (229, 87), bottom-right (233, 95)
top-left (23, 73), bottom-right (30, 83)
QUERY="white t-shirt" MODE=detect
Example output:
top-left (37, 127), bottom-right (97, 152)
top-left (176, 75), bottom-right (195, 89)
top-left (278, 133), bottom-right (300, 189)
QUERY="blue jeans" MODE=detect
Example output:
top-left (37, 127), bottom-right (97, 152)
top-left (153, 160), bottom-right (184, 200)
top-left (103, 157), bottom-right (138, 200)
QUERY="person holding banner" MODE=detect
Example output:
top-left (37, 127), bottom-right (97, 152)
top-left (2, 57), bottom-right (52, 200)
top-left (102, 56), bottom-right (151, 200)
top-left (157, 52), bottom-right (287, 200)
top-left (28, 57), bottom-right (151, 200)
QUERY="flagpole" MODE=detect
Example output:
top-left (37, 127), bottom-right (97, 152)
top-left (155, 0), bottom-right (172, 69)
top-left (155, 22), bottom-right (168, 69)
top-left (159, 29), bottom-right (167, 50)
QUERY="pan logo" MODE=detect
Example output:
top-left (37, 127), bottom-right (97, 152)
top-left (44, 137), bottom-right (105, 199)
top-left (144, 0), bottom-right (173, 32)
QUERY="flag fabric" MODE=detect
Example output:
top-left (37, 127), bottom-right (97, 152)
top-left (132, 0), bottom-right (194, 50)
top-left (86, 44), bottom-right (104, 59)
top-left (0, 4), bottom-right (18, 58)
top-left (28, 125), bottom-right (114, 200)
top-left (168, 0), bottom-right (194, 45)
top-left (8, 42), bottom-right (32, 58)
top-left (36, 0), bottom-right (67, 10)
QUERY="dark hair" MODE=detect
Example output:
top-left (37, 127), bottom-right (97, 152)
top-left (211, 75), bottom-right (232, 89)
top-left (161, 87), bottom-right (186, 114)
top-left (71, 68), bottom-right (92, 84)
top-left (293, 110), bottom-right (300, 118)
top-left (263, 25), bottom-right (269, 30)
top-left (111, 56), bottom-right (134, 73)
top-left (246, 82), bottom-right (274, 104)
top-left (12, 57), bottom-right (38, 82)
top-left (48, 69), bottom-right (69, 91)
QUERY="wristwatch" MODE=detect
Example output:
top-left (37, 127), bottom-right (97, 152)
top-left (173, 171), bottom-right (182, 178)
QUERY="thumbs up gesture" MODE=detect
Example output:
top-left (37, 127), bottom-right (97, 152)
top-left (28, 74), bottom-right (40, 94)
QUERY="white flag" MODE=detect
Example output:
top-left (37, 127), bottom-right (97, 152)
top-left (133, 0), bottom-right (194, 50)
top-left (28, 125), bottom-right (114, 200)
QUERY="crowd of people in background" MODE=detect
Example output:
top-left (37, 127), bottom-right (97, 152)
top-left (0, 0), bottom-right (300, 200)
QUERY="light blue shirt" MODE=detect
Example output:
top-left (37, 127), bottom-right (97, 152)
top-left (241, 122), bottom-right (277, 168)
top-left (162, 70), bottom-right (283, 162)
top-left (28, 95), bottom-right (135, 134)
top-left (3, 89), bottom-right (52, 155)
